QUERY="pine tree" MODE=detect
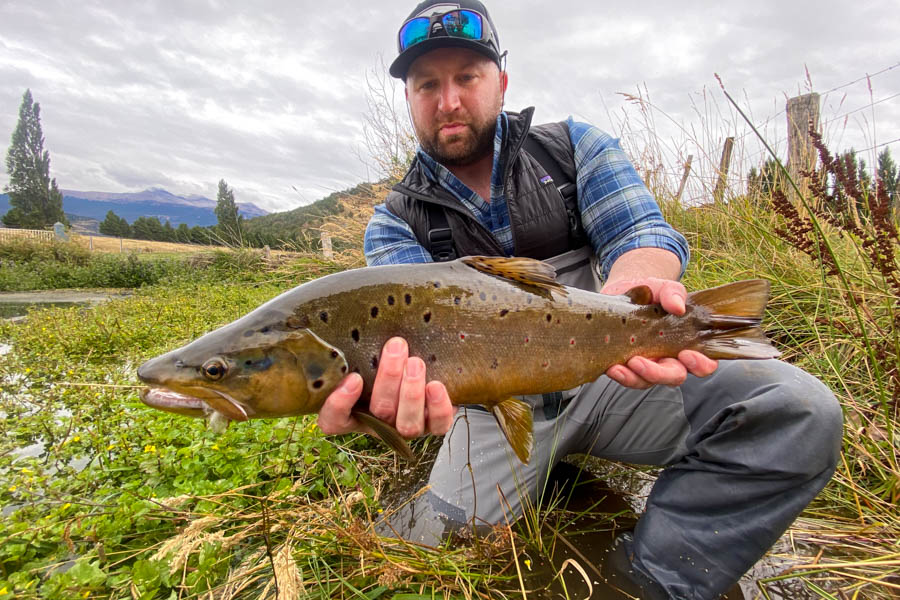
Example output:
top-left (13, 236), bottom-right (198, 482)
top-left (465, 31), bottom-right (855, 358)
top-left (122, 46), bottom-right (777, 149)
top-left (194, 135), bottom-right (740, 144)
top-left (3, 89), bottom-right (67, 228)
top-left (214, 179), bottom-right (242, 245)
top-left (99, 210), bottom-right (131, 237)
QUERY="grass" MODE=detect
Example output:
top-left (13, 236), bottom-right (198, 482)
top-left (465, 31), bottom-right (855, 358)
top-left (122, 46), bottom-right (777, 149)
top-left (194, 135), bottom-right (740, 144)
top-left (1, 134), bottom-right (899, 597)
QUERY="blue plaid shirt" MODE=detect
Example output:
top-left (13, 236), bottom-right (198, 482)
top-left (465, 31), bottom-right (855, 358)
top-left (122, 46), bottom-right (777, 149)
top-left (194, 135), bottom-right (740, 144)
top-left (363, 113), bottom-right (689, 280)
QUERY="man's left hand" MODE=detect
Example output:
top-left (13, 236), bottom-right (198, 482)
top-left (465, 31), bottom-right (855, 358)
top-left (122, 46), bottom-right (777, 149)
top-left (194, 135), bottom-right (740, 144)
top-left (600, 277), bottom-right (718, 389)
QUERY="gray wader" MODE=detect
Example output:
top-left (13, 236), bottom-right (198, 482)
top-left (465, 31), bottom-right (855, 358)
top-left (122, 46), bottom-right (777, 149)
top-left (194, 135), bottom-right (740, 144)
top-left (382, 246), bottom-right (843, 600)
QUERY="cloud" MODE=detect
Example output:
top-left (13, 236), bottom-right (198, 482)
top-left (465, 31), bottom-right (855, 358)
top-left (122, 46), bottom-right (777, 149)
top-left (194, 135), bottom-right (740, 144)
top-left (0, 0), bottom-right (897, 211)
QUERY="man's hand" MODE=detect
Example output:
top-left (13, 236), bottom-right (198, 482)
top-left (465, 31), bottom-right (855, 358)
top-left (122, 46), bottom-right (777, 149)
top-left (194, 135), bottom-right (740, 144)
top-left (601, 277), bottom-right (718, 389)
top-left (317, 337), bottom-right (456, 438)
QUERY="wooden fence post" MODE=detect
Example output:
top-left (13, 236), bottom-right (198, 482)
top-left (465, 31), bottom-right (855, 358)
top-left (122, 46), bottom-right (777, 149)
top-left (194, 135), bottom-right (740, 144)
top-left (320, 232), bottom-right (334, 260)
top-left (675, 154), bottom-right (693, 203)
top-left (713, 138), bottom-right (735, 204)
top-left (786, 93), bottom-right (821, 212)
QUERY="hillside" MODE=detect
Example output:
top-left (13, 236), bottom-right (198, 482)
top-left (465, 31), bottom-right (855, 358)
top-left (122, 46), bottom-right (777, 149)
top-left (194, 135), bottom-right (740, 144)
top-left (240, 182), bottom-right (375, 248)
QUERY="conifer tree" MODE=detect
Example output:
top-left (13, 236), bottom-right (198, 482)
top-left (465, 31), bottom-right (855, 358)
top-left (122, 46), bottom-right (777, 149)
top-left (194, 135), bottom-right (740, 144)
top-left (214, 179), bottom-right (242, 245)
top-left (3, 89), bottom-right (67, 228)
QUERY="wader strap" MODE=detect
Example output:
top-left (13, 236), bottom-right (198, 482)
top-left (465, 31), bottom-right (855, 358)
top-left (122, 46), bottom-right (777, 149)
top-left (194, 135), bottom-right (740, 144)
top-left (426, 203), bottom-right (457, 262)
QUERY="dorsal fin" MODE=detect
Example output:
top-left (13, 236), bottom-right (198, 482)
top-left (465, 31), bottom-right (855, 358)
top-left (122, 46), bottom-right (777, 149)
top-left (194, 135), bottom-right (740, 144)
top-left (624, 285), bottom-right (653, 305)
top-left (461, 256), bottom-right (568, 298)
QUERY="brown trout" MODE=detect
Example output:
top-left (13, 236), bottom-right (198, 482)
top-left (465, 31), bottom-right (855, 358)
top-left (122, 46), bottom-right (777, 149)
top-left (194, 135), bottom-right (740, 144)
top-left (138, 256), bottom-right (780, 463)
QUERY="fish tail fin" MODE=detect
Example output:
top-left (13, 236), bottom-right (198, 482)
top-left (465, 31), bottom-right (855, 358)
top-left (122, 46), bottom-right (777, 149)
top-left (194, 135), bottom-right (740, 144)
top-left (490, 397), bottom-right (534, 464)
top-left (688, 279), bottom-right (781, 360)
top-left (353, 411), bottom-right (416, 462)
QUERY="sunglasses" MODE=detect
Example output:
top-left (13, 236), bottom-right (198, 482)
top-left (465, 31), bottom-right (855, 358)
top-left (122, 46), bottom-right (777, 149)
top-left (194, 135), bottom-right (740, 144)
top-left (398, 9), bottom-right (494, 52)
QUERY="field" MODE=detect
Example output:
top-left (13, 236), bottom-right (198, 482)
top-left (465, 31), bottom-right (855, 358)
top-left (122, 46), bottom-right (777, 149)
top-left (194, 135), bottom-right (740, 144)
top-left (69, 235), bottom-right (210, 255)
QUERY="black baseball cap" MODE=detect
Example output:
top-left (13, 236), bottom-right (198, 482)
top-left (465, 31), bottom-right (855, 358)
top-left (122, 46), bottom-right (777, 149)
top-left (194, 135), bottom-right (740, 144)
top-left (390, 1), bottom-right (502, 80)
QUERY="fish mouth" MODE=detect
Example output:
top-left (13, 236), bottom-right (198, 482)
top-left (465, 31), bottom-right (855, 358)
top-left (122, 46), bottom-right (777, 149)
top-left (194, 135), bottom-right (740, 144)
top-left (140, 386), bottom-right (250, 421)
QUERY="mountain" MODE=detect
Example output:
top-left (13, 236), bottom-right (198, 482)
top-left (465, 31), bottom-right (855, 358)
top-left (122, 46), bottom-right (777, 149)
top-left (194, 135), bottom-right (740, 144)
top-left (0, 188), bottom-right (268, 228)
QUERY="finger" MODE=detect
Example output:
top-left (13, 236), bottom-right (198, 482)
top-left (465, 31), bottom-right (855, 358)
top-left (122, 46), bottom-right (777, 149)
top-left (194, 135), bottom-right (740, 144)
top-left (424, 381), bottom-right (455, 435)
top-left (657, 280), bottom-right (687, 315)
top-left (317, 373), bottom-right (367, 435)
top-left (370, 337), bottom-right (408, 423)
top-left (395, 356), bottom-right (427, 438)
top-left (627, 356), bottom-right (687, 386)
top-left (678, 350), bottom-right (719, 378)
top-left (606, 364), bottom-right (652, 390)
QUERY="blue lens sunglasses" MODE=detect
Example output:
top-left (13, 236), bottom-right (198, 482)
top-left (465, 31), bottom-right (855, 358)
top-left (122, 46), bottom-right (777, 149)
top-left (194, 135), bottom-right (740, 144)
top-left (398, 9), bottom-right (496, 52)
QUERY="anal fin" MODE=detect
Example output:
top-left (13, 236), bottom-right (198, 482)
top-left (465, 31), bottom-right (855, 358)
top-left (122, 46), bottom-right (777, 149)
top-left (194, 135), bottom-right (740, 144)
top-left (490, 397), bottom-right (534, 464)
top-left (353, 410), bottom-right (415, 462)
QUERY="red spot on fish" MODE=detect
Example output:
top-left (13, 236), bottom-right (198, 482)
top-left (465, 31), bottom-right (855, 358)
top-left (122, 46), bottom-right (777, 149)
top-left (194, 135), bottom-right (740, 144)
top-left (570, 338), bottom-right (576, 345)
top-left (641, 319), bottom-right (647, 324)
top-left (604, 334), bottom-right (610, 343)
top-left (457, 367), bottom-right (463, 374)
top-left (659, 331), bottom-right (664, 336)
top-left (630, 336), bottom-right (636, 344)
top-left (459, 333), bottom-right (466, 340)
top-left (524, 336), bottom-right (530, 343)
top-left (542, 360), bottom-right (549, 368)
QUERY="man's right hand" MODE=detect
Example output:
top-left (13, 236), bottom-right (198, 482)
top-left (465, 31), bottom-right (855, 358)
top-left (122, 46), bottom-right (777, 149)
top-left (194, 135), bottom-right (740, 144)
top-left (317, 337), bottom-right (456, 438)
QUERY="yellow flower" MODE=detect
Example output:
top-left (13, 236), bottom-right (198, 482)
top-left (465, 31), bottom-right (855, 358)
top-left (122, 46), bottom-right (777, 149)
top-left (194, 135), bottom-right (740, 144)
top-left (107, 443), bottom-right (116, 450)
top-left (8, 486), bottom-right (16, 492)
top-left (144, 444), bottom-right (156, 453)
top-left (20, 468), bottom-right (32, 475)
top-left (82, 591), bottom-right (90, 599)
top-left (62, 503), bottom-right (71, 510)
top-left (0, 586), bottom-right (7, 595)
top-left (72, 435), bottom-right (81, 442)
top-left (211, 443), bottom-right (219, 450)
top-left (524, 558), bottom-right (532, 571)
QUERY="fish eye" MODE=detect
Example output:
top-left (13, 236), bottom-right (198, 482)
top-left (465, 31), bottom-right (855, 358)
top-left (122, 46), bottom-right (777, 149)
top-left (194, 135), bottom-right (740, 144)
top-left (201, 359), bottom-right (227, 381)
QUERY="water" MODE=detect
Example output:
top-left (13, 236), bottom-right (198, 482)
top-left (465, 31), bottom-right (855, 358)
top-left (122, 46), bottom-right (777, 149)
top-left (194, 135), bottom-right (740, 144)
top-left (0, 301), bottom-right (81, 319)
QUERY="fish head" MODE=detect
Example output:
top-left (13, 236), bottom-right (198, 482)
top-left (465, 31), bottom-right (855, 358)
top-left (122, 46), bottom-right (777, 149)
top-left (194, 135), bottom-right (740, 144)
top-left (138, 327), bottom-right (348, 422)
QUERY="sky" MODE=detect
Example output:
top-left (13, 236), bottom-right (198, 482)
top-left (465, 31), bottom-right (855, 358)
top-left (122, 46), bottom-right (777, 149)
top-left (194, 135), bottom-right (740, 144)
top-left (0, 0), bottom-right (898, 212)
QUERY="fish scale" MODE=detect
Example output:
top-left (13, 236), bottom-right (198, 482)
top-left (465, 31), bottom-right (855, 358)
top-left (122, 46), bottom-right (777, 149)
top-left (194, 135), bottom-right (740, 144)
top-left (138, 256), bottom-right (780, 464)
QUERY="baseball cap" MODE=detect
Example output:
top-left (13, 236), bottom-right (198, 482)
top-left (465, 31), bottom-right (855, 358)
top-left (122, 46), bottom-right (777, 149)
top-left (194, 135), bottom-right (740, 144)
top-left (390, 1), bottom-right (502, 80)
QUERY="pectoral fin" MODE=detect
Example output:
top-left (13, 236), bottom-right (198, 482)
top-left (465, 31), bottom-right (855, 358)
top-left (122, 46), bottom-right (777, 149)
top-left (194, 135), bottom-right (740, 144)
top-left (461, 256), bottom-right (568, 298)
top-left (490, 397), bottom-right (534, 464)
top-left (353, 410), bottom-right (416, 462)
top-left (624, 285), bottom-right (653, 305)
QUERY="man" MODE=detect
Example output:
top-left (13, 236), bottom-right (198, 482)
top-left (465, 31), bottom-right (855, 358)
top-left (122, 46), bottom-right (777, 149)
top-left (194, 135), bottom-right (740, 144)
top-left (318, 2), bottom-right (843, 598)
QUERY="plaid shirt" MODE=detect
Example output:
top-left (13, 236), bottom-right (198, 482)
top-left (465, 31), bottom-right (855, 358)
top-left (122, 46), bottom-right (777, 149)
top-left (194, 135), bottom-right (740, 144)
top-left (363, 113), bottom-right (689, 280)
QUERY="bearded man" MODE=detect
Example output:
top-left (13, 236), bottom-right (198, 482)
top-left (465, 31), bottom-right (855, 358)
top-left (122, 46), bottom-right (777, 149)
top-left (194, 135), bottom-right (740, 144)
top-left (318, 2), bottom-right (842, 598)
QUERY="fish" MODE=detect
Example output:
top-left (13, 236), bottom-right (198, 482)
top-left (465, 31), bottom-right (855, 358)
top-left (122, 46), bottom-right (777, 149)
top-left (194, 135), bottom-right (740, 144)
top-left (137, 255), bottom-right (780, 464)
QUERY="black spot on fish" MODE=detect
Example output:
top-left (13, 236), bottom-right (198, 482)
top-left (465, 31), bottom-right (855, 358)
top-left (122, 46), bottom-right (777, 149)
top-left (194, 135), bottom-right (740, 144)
top-left (654, 306), bottom-right (661, 314)
top-left (371, 306), bottom-right (379, 318)
top-left (454, 296), bottom-right (461, 305)
top-left (243, 330), bottom-right (254, 337)
top-left (546, 314), bottom-right (552, 323)
top-left (423, 311), bottom-right (432, 323)
top-left (405, 293), bottom-right (412, 305)
top-left (621, 317), bottom-right (627, 325)
top-left (490, 358), bottom-right (499, 370)
top-left (429, 354), bottom-right (437, 363)
top-left (341, 365), bottom-right (348, 374)
top-left (387, 295), bottom-right (395, 306)
top-left (479, 292), bottom-right (487, 301)
top-left (586, 313), bottom-right (593, 321)
top-left (351, 329), bottom-right (360, 342)
top-left (245, 359), bottom-right (252, 365)
top-left (499, 309), bottom-right (509, 317)
top-left (312, 379), bottom-right (324, 389)
top-left (331, 350), bottom-right (339, 359)
top-left (371, 356), bottom-right (379, 369)
top-left (319, 311), bottom-right (329, 323)
top-left (260, 326), bottom-right (271, 333)
top-left (433, 281), bottom-right (441, 288)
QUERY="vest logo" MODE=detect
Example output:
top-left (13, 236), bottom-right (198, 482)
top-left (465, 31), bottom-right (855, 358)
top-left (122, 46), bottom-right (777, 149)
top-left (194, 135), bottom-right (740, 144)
top-left (540, 175), bottom-right (554, 185)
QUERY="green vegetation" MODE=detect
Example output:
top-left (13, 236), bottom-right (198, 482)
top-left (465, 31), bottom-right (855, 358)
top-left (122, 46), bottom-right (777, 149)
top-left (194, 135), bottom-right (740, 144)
top-left (1, 141), bottom-right (899, 597)
top-left (214, 179), bottom-right (243, 246)
top-left (3, 89), bottom-right (66, 229)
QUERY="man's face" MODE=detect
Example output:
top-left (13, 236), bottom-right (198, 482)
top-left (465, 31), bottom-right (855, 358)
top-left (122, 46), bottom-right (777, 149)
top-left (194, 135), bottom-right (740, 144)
top-left (405, 47), bottom-right (507, 167)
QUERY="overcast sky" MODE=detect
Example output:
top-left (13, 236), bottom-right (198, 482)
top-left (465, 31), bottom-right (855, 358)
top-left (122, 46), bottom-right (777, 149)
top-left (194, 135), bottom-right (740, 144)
top-left (1, 0), bottom-right (898, 212)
